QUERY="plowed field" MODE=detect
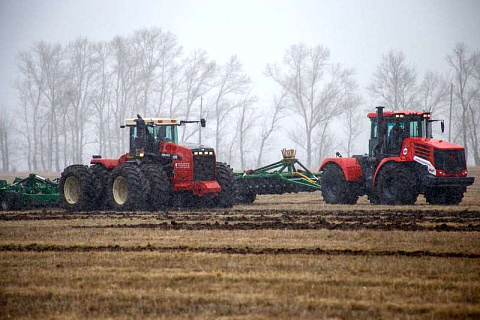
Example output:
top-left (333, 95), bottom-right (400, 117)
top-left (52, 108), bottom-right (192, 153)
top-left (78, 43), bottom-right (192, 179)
top-left (1, 168), bottom-right (479, 319)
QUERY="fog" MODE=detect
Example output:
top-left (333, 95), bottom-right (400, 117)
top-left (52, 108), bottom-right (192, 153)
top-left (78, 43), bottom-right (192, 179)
top-left (0, 0), bottom-right (479, 171)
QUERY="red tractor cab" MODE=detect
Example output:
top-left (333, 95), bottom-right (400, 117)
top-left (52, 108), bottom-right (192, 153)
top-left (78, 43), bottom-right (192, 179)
top-left (320, 106), bottom-right (474, 205)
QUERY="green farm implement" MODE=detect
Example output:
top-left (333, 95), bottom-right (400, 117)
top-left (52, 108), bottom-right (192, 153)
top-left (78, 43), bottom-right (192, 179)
top-left (0, 174), bottom-right (60, 210)
top-left (235, 149), bottom-right (322, 204)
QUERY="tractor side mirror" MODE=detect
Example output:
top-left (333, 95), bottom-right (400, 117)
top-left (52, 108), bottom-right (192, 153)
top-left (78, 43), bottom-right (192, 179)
top-left (200, 118), bottom-right (206, 127)
top-left (441, 120), bottom-right (445, 133)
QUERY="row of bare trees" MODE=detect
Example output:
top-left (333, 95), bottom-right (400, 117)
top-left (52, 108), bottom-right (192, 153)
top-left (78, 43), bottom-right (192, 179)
top-left (10, 28), bottom-right (258, 172)
top-left (2, 28), bottom-right (479, 172)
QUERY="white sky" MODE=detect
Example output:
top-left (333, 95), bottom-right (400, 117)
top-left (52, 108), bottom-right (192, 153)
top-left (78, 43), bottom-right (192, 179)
top-left (1, 0), bottom-right (479, 109)
top-left (0, 0), bottom-right (479, 162)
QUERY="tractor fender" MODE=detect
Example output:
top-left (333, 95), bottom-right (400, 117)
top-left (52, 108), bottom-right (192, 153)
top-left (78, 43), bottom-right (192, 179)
top-left (319, 157), bottom-right (364, 182)
top-left (372, 157), bottom-right (404, 187)
top-left (90, 154), bottom-right (127, 169)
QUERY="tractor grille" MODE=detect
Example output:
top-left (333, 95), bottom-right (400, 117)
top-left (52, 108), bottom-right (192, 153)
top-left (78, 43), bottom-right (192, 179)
top-left (413, 143), bottom-right (431, 160)
top-left (193, 149), bottom-right (215, 181)
top-left (434, 149), bottom-right (466, 174)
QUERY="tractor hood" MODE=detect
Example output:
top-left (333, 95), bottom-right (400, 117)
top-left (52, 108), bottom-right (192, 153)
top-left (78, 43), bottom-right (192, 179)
top-left (414, 138), bottom-right (464, 150)
top-left (179, 142), bottom-right (215, 152)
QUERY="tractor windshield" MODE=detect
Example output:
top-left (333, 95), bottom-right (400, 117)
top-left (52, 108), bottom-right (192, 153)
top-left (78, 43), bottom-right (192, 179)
top-left (148, 125), bottom-right (178, 144)
top-left (130, 124), bottom-right (178, 155)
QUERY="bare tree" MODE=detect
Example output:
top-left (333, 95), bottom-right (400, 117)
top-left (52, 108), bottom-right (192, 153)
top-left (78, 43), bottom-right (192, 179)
top-left (16, 48), bottom-right (47, 171)
top-left (342, 94), bottom-right (364, 157)
top-left (211, 56), bottom-right (250, 159)
top-left (91, 41), bottom-right (112, 157)
top-left (368, 50), bottom-right (418, 111)
top-left (36, 42), bottom-right (65, 172)
top-left (418, 71), bottom-right (450, 115)
top-left (64, 37), bottom-right (97, 164)
top-left (110, 35), bottom-right (135, 154)
top-left (180, 50), bottom-right (216, 142)
top-left (150, 31), bottom-right (182, 116)
top-left (266, 43), bottom-right (357, 168)
top-left (446, 42), bottom-right (480, 163)
top-left (0, 109), bottom-right (13, 172)
top-left (235, 90), bottom-right (257, 170)
top-left (256, 92), bottom-right (288, 167)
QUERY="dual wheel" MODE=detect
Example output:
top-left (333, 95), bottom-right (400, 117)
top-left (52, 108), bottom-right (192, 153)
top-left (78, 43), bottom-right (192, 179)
top-left (60, 162), bottom-right (237, 211)
top-left (60, 163), bottom-right (171, 211)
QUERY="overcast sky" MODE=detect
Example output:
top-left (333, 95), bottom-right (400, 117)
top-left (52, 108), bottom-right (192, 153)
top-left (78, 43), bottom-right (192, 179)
top-left (1, 0), bottom-right (479, 112)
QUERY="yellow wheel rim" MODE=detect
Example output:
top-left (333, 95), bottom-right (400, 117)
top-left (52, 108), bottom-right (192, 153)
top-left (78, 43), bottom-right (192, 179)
top-left (113, 176), bottom-right (128, 205)
top-left (64, 176), bottom-right (80, 205)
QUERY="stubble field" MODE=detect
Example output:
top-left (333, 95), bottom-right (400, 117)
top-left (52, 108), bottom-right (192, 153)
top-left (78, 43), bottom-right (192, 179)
top-left (1, 168), bottom-right (480, 319)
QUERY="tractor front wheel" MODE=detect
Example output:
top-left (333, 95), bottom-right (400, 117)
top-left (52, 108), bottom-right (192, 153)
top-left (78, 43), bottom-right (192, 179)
top-left (107, 164), bottom-right (147, 211)
top-left (321, 164), bottom-right (359, 204)
top-left (214, 162), bottom-right (236, 208)
top-left (60, 165), bottom-right (96, 211)
top-left (424, 187), bottom-right (464, 205)
top-left (375, 164), bottom-right (418, 205)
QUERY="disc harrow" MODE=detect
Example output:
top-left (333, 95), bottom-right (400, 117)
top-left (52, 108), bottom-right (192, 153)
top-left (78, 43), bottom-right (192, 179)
top-left (0, 174), bottom-right (60, 210)
top-left (235, 149), bottom-right (322, 203)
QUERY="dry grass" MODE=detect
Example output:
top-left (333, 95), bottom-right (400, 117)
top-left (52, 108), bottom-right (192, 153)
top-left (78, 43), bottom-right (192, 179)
top-left (0, 167), bottom-right (479, 319)
top-left (2, 252), bottom-right (480, 319)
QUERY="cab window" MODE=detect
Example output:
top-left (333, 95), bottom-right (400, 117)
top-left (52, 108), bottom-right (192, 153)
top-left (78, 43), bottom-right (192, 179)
top-left (153, 125), bottom-right (178, 144)
top-left (409, 120), bottom-right (425, 137)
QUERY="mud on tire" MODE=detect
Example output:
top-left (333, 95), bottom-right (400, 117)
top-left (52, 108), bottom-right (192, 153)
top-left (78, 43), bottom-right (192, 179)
top-left (214, 162), bottom-right (236, 208)
top-left (107, 164), bottom-right (147, 211)
top-left (375, 164), bottom-right (418, 205)
top-left (60, 165), bottom-right (96, 211)
top-left (321, 164), bottom-right (359, 204)
top-left (425, 187), bottom-right (464, 205)
top-left (139, 163), bottom-right (171, 210)
top-left (89, 164), bottom-right (110, 210)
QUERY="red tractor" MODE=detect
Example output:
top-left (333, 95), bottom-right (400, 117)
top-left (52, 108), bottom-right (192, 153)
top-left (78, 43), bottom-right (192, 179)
top-left (60, 115), bottom-right (236, 211)
top-left (320, 106), bottom-right (475, 205)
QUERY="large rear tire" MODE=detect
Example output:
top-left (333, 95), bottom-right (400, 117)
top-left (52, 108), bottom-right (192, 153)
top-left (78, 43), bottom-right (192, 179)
top-left (214, 162), bottom-right (236, 208)
top-left (89, 164), bottom-right (110, 210)
top-left (375, 164), bottom-right (418, 205)
top-left (60, 165), bottom-right (96, 211)
top-left (425, 187), bottom-right (464, 205)
top-left (321, 164), bottom-right (359, 204)
top-left (139, 163), bottom-right (171, 210)
top-left (107, 164), bottom-right (147, 211)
